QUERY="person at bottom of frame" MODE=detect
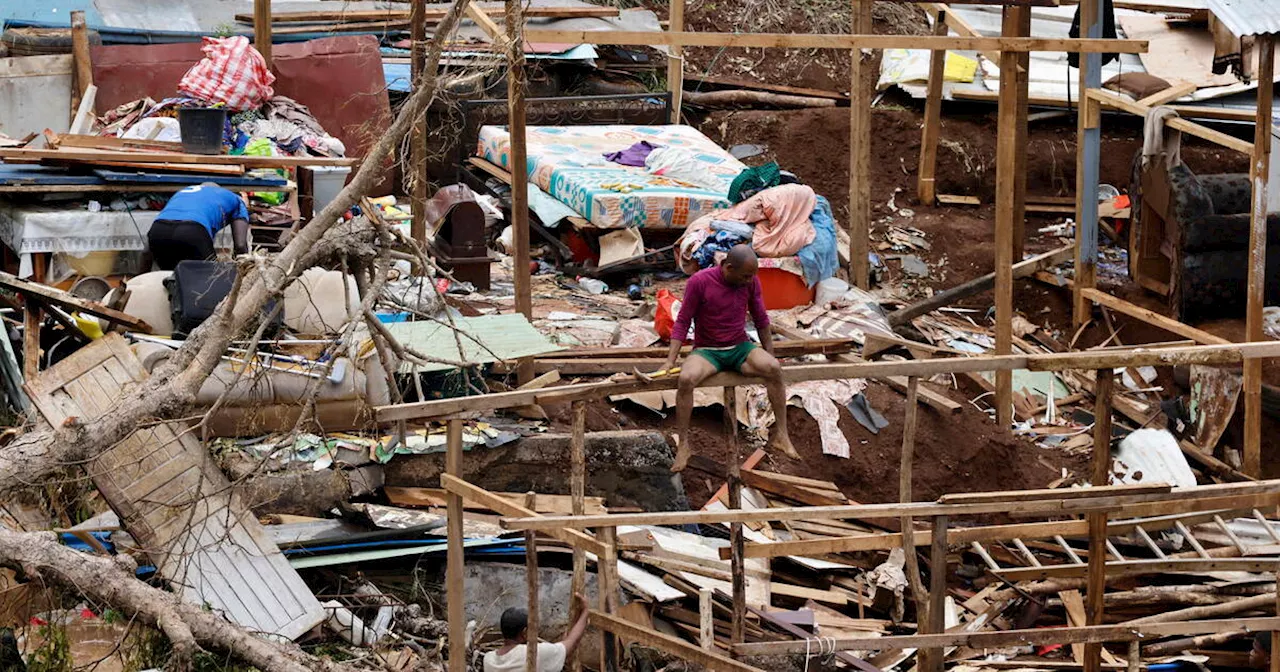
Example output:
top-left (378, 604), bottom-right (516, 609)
top-left (662, 244), bottom-right (799, 473)
top-left (484, 593), bottom-right (590, 672)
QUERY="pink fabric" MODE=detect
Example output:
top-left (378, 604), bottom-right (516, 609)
top-left (670, 267), bottom-right (770, 349)
top-left (179, 37), bottom-right (276, 111)
top-left (723, 184), bottom-right (816, 257)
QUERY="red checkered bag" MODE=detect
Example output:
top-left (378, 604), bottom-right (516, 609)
top-left (178, 36), bottom-right (275, 111)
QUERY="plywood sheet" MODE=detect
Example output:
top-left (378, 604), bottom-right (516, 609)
top-left (24, 334), bottom-right (324, 640)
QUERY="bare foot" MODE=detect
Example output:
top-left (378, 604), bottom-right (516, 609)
top-left (770, 432), bottom-right (801, 460)
top-left (670, 434), bottom-right (691, 473)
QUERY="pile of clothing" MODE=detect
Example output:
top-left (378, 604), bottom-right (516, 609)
top-left (603, 140), bottom-right (735, 193)
top-left (677, 162), bottom-right (839, 287)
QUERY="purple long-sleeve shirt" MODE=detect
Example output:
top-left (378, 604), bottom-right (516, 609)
top-left (671, 267), bottom-right (771, 349)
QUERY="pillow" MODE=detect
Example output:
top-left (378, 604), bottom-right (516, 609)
top-left (1103, 72), bottom-right (1173, 100)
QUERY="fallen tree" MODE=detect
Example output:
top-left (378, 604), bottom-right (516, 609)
top-left (0, 0), bottom-right (473, 668)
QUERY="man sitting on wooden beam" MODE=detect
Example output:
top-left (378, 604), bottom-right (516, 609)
top-left (663, 244), bottom-right (798, 472)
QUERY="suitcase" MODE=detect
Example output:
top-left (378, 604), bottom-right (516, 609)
top-left (165, 261), bottom-right (282, 338)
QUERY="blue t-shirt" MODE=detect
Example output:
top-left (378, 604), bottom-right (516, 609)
top-left (156, 185), bottom-right (249, 238)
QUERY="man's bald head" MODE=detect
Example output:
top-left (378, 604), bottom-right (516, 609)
top-left (721, 244), bottom-right (759, 286)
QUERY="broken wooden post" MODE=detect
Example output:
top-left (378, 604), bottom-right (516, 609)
top-left (900, 376), bottom-right (929, 635)
top-left (447, 419), bottom-right (466, 672)
top-left (506, 0), bottom-right (533, 384)
top-left (570, 400), bottom-right (587, 672)
top-left (599, 525), bottom-right (620, 672)
top-left (993, 27), bottom-right (1019, 428)
top-left (917, 13), bottom-right (947, 206)
top-left (525, 491), bottom-right (540, 672)
top-left (923, 515), bottom-right (949, 672)
top-left (1244, 35), bottom-right (1275, 478)
top-left (700, 588), bottom-right (715, 651)
top-left (726, 386), bottom-right (746, 644)
top-left (254, 0), bottom-right (273, 69)
top-left (410, 0), bottom-right (428, 246)
top-left (69, 11), bottom-right (92, 121)
top-left (1086, 368), bottom-right (1113, 672)
top-left (1072, 0), bottom-right (1103, 327)
top-left (848, 0), bottom-right (873, 287)
top-left (667, 0), bottom-right (686, 121)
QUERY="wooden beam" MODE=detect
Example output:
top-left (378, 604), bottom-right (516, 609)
top-left (923, 515), bottom-right (949, 672)
top-left (1086, 368), bottom-right (1113, 672)
top-left (667, 0), bottom-right (686, 121)
top-left (376, 342), bottom-right (1280, 421)
top-left (520, 31), bottom-right (1148, 52)
top-left (993, 558), bottom-right (1280, 582)
top-left (1073, 0), bottom-right (1102, 328)
top-left (409, 0), bottom-right (428, 247)
top-left (899, 376), bottom-right (930, 655)
top-left (0, 147), bottom-right (356, 168)
top-left (502, 481), bottom-right (1280, 531)
top-left (254, 0), bottom-right (273, 69)
top-left (446, 420), bottom-right (466, 672)
top-left (726, 387), bottom-right (746, 644)
top-left (589, 611), bottom-right (763, 672)
top-left (849, 0), bottom-right (873, 288)
top-left (994, 30), bottom-right (1019, 428)
top-left (887, 245), bottom-right (1073, 326)
top-left (507, 0), bottom-right (532, 385)
top-left (69, 11), bottom-right (92, 121)
top-left (1008, 5), bottom-right (1031, 261)
top-left (441, 474), bottom-right (607, 556)
top-left (599, 529), bottom-right (619, 672)
top-left (917, 13), bottom-right (948, 206)
top-left (525, 494), bottom-right (540, 672)
top-left (1135, 82), bottom-right (1197, 108)
top-left (941, 483), bottom-right (1169, 504)
top-left (1244, 35), bottom-right (1275, 478)
top-left (0, 272), bottom-right (151, 333)
top-left (1081, 288), bottom-right (1231, 346)
top-left (1087, 89), bottom-right (1254, 156)
top-left (570, 401), bottom-right (586, 672)
top-left (465, 0), bottom-right (505, 40)
top-left (731, 616), bottom-right (1280, 655)
top-left (542, 338), bottom-right (859, 360)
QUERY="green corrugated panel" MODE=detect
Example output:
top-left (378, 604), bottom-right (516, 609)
top-left (383, 313), bottom-right (563, 373)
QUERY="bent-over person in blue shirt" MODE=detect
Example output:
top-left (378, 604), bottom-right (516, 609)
top-left (148, 183), bottom-right (250, 270)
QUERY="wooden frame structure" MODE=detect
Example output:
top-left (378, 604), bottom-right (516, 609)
top-left (374, 340), bottom-right (1280, 672)
top-left (1068, 23), bottom-right (1276, 477)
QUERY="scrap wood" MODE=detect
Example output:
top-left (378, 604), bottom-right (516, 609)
top-left (47, 130), bottom-right (184, 153)
top-left (0, 146), bottom-right (356, 168)
top-left (385, 486), bottom-right (606, 514)
top-left (740, 468), bottom-right (848, 506)
top-left (0, 272), bottom-right (151, 333)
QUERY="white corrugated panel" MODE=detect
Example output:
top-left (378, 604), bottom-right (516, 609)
top-left (1208, 0), bottom-right (1280, 38)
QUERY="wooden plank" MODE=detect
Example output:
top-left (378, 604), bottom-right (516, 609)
top-left (1135, 82), bottom-right (1197, 108)
top-left (1244, 35), bottom-right (1275, 478)
top-left (747, 602), bottom-right (883, 672)
top-left (502, 481), bottom-right (1280, 530)
top-left (993, 34), bottom-right (1019, 428)
top-left (739, 469), bottom-right (846, 506)
top-left (52, 133), bottom-right (184, 153)
top-left (849, 0), bottom-right (873, 288)
top-left (570, 400), bottom-right (586, 672)
top-left (542, 338), bottom-right (859, 360)
top-left (590, 611), bottom-right (762, 672)
top-left (741, 469), bottom-right (841, 493)
top-left (0, 147), bottom-right (356, 168)
top-left (668, 0), bottom-right (686, 120)
top-left (383, 486), bottom-right (607, 514)
top-left (726, 386), bottom-right (745, 643)
top-left (0, 272), bottom-right (151, 332)
top-left (441, 474), bottom-right (606, 556)
top-left (520, 31), bottom-right (1149, 52)
top-left (1082, 288), bottom-right (1230, 345)
top-left (922, 515), bottom-right (948, 672)
top-left (465, 0), bottom-right (505, 40)
top-left (681, 74), bottom-right (846, 101)
top-left (525, 492), bottom-right (539, 672)
top-left (940, 483), bottom-right (1170, 504)
top-left (69, 11), bottom-right (92, 120)
top-left (883, 376), bottom-right (961, 414)
top-left (917, 13), bottom-right (948, 205)
top-left (254, 0), bottom-right (273, 68)
top-left (507, 0), bottom-right (532, 385)
top-left (1087, 89), bottom-right (1253, 156)
top-left (446, 420), bottom-right (466, 672)
top-left (732, 616), bottom-right (1280, 655)
top-left (899, 376), bottom-right (929, 650)
top-left (699, 589), bottom-right (714, 652)
top-left (993, 558), bottom-right (1280, 582)
top-left (235, 5), bottom-right (619, 23)
top-left (704, 449), bottom-right (765, 510)
top-left (1086, 371), bottom-right (1113, 672)
top-left (1008, 5), bottom-right (1032, 260)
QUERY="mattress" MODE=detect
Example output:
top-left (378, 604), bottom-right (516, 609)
top-left (477, 124), bottom-right (747, 229)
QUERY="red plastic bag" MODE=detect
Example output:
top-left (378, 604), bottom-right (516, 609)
top-left (654, 288), bottom-right (681, 340)
top-left (179, 36), bottom-right (276, 111)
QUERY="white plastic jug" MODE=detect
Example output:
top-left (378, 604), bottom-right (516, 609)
top-left (815, 277), bottom-right (850, 305)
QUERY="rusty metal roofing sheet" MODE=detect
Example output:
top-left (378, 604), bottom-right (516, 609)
top-left (1208, 0), bottom-right (1280, 38)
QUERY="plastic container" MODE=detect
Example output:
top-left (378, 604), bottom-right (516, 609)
top-left (177, 107), bottom-right (227, 155)
top-left (312, 166), bottom-right (353, 212)
top-left (757, 268), bottom-right (816, 310)
top-left (577, 277), bottom-right (608, 294)
top-left (815, 277), bottom-right (850, 305)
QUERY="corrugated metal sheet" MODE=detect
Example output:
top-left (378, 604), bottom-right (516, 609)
top-left (1208, 0), bottom-right (1280, 38)
top-left (384, 313), bottom-right (563, 373)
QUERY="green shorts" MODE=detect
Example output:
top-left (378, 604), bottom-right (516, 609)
top-left (691, 342), bottom-right (757, 373)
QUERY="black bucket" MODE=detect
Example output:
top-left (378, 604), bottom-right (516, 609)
top-left (177, 107), bottom-right (226, 155)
